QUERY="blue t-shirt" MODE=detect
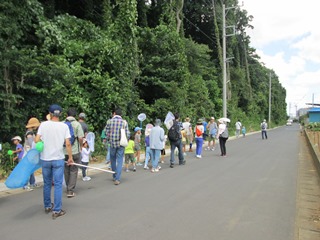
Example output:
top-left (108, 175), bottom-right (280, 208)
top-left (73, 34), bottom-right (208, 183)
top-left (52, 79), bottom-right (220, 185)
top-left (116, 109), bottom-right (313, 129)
top-left (202, 121), bottom-right (208, 133)
top-left (16, 143), bottom-right (24, 160)
top-left (145, 135), bottom-right (150, 147)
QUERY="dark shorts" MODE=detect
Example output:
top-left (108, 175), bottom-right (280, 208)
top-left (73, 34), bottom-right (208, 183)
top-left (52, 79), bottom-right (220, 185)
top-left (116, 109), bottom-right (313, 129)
top-left (125, 154), bottom-right (135, 164)
top-left (161, 149), bottom-right (166, 155)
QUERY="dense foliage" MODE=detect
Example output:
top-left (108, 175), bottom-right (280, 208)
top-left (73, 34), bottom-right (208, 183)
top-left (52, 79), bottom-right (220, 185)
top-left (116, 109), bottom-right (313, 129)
top-left (0, 0), bottom-right (287, 143)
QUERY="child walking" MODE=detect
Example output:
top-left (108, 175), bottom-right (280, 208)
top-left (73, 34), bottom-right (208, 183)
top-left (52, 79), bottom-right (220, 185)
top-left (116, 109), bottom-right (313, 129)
top-left (125, 135), bottom-right (136, 172)
top-left (11, 136), bottom-right (24, 164)
top-left (81, 139), bottom-right (91, 181)
top-left (134, 127), bottom-right (142, 166)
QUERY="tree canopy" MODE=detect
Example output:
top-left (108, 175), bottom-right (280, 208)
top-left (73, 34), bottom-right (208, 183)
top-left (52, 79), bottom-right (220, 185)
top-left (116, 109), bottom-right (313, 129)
top-left (0, 0), bottom-right (287, 141)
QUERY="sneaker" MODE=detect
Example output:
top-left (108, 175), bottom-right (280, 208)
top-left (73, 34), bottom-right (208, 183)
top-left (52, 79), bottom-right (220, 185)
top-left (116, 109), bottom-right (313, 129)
top-left (157, 165), bottom-right (161, 170)
top-left (205, 147), bottom-right (209, 151)
top-left (144, 165), bottom-right (149, 170)
top-left (83, 176), bottom-right (91, 181)
top-left (125, 169), bottom-right (129, 173)
top-left (31, 183), bottom-right (40, 188)
top-left (151, 168), bottom-right (155, 173)
top-left (133, 168), bottom-right (136, 172)
top-left (211, 148), bottom-right (215, 151)
top-left (160, 160), bottom-right (164, 163)
top-left (170, 163), bottom-right (174, 168)
top-left (45, 203), bottom-right (54, 214)
top-left (154, 168), bottom-right (159, 172)
top-left (52, 210), bottom-right (66, 220)
top-left (114, 180), bottom-right (120, 185)
top-left (196, 155), bottom-right (202, 158)
top-left (136, 162), bottom-right (143, 166)
top-left (23, 186), bottom-right (33, 191)
top-left (179, 161), bottom-right (186, 165)
top-left (67, 191), bottom-right (75, 198)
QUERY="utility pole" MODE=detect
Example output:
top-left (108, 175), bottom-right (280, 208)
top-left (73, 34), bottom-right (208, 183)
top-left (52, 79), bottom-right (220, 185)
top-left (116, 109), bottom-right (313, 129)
top-left (222, 4), bottom-right (235, 118)
top-left (268, 71), bottom-right (272, 125)
top-left (222, 4), bottom-right (227, 118)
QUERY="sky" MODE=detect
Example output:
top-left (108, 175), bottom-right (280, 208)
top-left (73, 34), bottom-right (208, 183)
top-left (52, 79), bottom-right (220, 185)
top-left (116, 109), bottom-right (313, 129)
top-left (242, 0), bottom-right (320, 116)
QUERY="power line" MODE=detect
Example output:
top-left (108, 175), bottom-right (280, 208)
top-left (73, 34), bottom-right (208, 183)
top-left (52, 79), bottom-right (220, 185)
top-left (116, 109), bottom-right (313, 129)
top-left (171, 6), bottom-right (217, 43)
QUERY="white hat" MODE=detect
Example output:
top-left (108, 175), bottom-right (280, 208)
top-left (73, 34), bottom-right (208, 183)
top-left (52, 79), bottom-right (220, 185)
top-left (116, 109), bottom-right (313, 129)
top-left (11, 136), bottom-right (22, 142)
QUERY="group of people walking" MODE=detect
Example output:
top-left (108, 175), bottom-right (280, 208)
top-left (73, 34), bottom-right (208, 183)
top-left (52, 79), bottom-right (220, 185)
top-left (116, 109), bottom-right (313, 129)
top-left (9, 103), bottom-right (269, 220)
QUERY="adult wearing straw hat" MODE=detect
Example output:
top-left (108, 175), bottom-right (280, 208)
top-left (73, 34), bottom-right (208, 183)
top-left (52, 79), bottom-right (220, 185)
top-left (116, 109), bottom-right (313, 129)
top-left (24, 117), bottom-right (41, 190)
top-left (217, 118), bottom-right (229, 157)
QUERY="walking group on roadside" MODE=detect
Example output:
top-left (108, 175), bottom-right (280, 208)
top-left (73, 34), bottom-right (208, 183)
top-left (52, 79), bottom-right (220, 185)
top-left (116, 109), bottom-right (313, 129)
top-left (9, 103), bottom-right (269, 220)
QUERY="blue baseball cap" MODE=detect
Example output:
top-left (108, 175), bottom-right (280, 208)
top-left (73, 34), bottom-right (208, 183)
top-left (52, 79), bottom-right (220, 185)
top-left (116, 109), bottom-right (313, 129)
top-left (49, 104), bottom-right (62, 115)
top-left (134, 127), bottom-right (142, 132)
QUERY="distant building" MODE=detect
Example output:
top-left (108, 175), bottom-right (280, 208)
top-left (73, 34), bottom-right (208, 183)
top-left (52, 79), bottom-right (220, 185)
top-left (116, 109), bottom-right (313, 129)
top-left (308, 108), bottom-right (320, 123)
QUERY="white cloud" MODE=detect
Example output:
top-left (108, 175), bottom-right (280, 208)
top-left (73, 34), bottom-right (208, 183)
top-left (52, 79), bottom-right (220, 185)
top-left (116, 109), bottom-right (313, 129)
top-left (243, 0), bottom-right (320, 115)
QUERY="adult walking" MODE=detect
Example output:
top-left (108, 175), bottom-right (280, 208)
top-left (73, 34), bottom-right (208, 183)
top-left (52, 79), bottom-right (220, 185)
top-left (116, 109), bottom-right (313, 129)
top-left (168, 113), bottom-right (185, 168)
top-left (194, 119), bottom-right (204, 158)
top-left (217, 119), bottom-right (229, 157)
top-left (105, 108), bottom-right (130, 185)
top-left (64, 108), bottom-right (84, 198)
top-left (24, 117), bottom-right (41, 189)
top-left (35, 104), bottom-right (73, 219)
top-left (78, 112), bottom-right (88, 137)
top-left (261, 119), bottom-right (268, 140)
top-left (206, 117), bottom-right (217, 151)
top-left (235, 119), bottom-right (242, 138)
top-left (182, 117), bottom-right (193, 152)
top-left (149, 119), bottom-right (165, 172)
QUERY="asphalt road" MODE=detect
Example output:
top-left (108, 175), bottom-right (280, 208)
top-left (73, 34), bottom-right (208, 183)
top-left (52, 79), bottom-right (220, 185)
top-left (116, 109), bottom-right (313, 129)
top-left (0, 125), bottom-right (300, 240)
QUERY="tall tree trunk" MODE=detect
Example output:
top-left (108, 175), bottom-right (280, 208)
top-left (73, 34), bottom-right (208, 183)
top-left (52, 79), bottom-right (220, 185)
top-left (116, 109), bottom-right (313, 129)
top-left (176, 0), bottom-right (184, 34)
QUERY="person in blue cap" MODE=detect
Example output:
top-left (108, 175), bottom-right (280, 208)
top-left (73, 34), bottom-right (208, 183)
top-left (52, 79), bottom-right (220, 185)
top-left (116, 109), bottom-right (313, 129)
top-left (134, 126), bottom-right (142, 166)
top-left (35, 104), bottom-right (73, 219)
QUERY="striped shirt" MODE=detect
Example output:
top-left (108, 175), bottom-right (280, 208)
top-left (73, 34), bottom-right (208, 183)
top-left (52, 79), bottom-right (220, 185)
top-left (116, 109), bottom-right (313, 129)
top-left (105, 115), bottom-right (130, 148)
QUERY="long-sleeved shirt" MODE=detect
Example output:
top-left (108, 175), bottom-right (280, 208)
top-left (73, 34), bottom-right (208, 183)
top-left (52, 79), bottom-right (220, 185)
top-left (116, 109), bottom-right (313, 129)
top-left (150, 126), bottom-right (165, 150)
top-left (105, 115), bottom-right (130, 148)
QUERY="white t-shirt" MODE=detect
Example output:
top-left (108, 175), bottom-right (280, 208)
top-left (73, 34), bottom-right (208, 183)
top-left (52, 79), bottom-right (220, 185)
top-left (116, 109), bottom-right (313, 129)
top-left (182, 122), bottom-right (191, 135)
top-left (37, 121), bottom-right (70, 161)
top-left (235, 121), bottom-right (242, 130)
top-left (81, 147), bottom-right (91, 163)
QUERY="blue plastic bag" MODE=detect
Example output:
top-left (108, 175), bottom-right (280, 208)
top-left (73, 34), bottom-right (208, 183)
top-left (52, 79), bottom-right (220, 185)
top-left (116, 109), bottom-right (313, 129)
top-left (5, 149), bottom-right (41, 189)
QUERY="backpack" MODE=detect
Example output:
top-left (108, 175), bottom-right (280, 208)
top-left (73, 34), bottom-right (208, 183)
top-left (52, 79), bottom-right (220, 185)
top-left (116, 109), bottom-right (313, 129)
top-left (261, 122), bottom-right (266, 130)
top-left (220, 127), bottom-right (229, 138)
top-left (196, 126), bottom-right (202, 137)
top-left (64, 120), bottom-right (76, 146)
top-left (168, 122), bottom-right (181, 142)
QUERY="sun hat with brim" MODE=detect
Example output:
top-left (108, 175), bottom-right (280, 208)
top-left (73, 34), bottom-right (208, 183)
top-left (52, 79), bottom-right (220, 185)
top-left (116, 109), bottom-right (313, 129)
top-left (210, 117), bottom-right (215, 120)
top-left (197, 119), bottom-right (203, 124)
top-left (11, 136), bottom-right (22, 142)
top-left (26, 117), bottom-right (40, 128)
top-left (134, 127), bottom-right (142, 132)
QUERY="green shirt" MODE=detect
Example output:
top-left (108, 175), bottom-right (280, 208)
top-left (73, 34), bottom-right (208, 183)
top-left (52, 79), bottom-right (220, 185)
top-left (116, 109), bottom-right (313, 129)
top-left (125, 140), bottom-right (135, 154)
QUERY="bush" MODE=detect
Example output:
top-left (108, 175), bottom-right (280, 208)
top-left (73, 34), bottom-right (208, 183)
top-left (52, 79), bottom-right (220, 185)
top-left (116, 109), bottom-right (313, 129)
top-left (0, 142), bottom-right (16, 179)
